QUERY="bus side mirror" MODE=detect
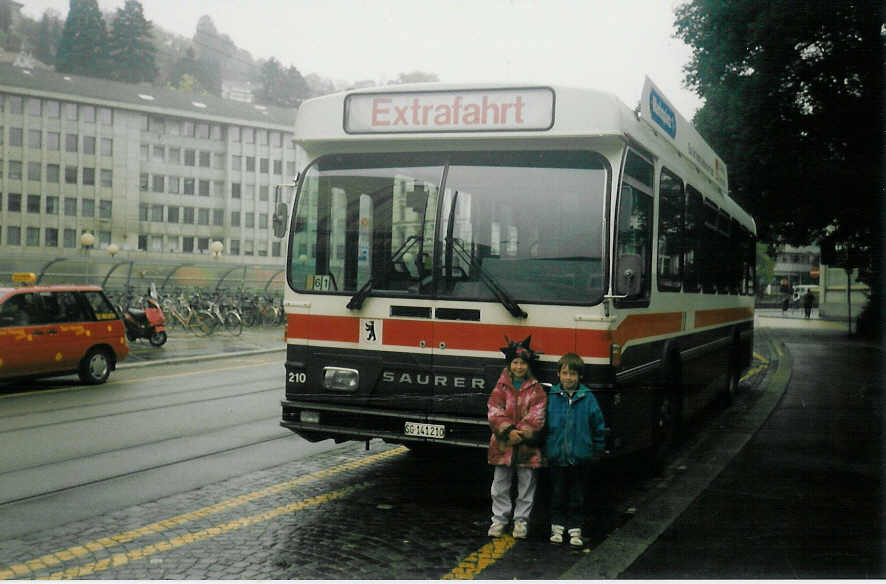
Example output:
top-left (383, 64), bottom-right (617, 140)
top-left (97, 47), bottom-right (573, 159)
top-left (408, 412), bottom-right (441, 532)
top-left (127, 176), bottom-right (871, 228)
top-left (615, 254), bottom-right (643, 296)
top-left (272, 202), bottom-right (288, 238)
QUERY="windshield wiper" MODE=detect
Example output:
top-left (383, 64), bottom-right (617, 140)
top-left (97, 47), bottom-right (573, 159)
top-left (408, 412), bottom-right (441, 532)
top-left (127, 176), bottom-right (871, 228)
top-left (450, 239), bottom-right (527, 318)
top-left (346, 235), bottom-right (419, 310)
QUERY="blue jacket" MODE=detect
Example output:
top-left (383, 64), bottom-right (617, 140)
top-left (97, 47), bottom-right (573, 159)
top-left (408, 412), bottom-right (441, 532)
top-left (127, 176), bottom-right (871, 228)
top-left (545, 383), bottom-right (606, 466)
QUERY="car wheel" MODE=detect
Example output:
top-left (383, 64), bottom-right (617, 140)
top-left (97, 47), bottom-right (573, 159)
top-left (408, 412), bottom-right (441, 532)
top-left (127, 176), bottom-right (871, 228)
top-left (79, 348), bottom-right (112, 384)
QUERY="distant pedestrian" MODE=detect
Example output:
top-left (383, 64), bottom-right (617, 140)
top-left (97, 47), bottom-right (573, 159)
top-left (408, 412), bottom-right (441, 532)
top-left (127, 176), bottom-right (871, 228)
top-left (486, 336), bottom-right (547, 540)
top-left (545, 353), bottom-right (606, 548)
top-left (803, 290), bottom-right (815, 319)
top-left (781, 296), bottom-right (790, 315)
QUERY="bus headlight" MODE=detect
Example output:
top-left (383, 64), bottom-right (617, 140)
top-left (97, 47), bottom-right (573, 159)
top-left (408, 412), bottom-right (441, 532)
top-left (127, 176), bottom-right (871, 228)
top-left (323, 367), bottom-right (359, 392)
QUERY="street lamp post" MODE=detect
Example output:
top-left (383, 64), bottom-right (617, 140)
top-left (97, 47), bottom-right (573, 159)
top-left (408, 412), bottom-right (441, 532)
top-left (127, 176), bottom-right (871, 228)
top-left (80, 232), bottom-right (96, 285)
top-left (210, 240), bottom-right (224, 259)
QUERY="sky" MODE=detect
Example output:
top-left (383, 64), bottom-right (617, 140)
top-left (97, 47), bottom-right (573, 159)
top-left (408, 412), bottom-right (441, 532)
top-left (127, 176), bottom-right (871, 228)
top-left (21, 0), bottom-right (703, 117)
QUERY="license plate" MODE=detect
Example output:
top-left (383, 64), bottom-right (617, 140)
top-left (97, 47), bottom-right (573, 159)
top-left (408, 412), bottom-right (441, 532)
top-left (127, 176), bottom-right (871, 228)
top-left (404, 422), bottom-right (445, 439)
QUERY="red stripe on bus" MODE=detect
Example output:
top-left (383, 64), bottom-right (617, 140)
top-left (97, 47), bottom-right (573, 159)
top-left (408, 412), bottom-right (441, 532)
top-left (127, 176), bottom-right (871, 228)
top-left (383, 319), bottom-right (434, 347)
top-left (695, 307), bottom-right (753, 328)
top-left (286, 314), bottom-right (359, 343)
top-left (612, 312), bottom-right (684, 347)
top-left (432, 321), bottom-right (576, 354)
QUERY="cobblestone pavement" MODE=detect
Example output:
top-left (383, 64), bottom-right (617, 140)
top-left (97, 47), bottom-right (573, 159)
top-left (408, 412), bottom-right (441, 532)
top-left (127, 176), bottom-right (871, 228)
top-left (0, 328), bottom-right (779, 580)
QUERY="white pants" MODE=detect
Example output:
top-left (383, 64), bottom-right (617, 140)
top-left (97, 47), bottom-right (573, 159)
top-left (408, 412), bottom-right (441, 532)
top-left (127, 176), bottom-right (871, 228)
top-left (490, 465), bottom-right (538, 524)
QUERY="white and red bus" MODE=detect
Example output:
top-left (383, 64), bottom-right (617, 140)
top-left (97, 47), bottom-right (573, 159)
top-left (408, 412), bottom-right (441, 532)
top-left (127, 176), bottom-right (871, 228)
top-left (276, 78), bottom-right (756, 461)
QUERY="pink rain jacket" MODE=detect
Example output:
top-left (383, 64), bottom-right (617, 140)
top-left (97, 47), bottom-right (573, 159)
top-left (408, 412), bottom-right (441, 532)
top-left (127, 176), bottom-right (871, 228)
top-left (487, 369), bottom-right (547, 468)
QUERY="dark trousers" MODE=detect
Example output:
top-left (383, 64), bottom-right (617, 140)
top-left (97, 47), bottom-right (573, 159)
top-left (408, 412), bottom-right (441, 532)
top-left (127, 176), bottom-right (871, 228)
top-left (549, 464), bottom-right (591, 529)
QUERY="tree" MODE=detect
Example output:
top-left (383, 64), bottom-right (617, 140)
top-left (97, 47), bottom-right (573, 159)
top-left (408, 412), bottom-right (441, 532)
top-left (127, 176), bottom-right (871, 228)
top-left (107, 0), bottom-right (157, 83)
top-left (674, 1), bottom-right (883, 289)
top-left (56, 0), bottom-right (110, 78)
top-left (35, 12), bottom-right (64, 66)
top-left (168, 46), bottom-right (221, 95)
top-left (255, 57), bottom-right (310, 108)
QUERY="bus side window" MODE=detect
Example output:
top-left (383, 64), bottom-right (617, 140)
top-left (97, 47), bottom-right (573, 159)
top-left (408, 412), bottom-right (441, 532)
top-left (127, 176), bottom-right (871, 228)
top-left (615, 151), bottom-right (653, 301)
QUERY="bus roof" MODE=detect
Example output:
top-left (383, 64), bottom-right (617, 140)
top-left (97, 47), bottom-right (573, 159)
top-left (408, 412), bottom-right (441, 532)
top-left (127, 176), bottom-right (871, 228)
top-left (294, 80), bottom-right (752, 233)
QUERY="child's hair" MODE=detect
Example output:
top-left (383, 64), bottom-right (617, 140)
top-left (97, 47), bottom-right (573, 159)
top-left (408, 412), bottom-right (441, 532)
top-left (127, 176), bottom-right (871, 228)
top-left (558, 352), bottom-right (584, 374)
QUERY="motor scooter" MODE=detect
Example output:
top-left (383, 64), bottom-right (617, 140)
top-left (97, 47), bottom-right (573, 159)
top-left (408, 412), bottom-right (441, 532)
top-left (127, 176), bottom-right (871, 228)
top-left (122, 297), bottom-right (167, 347)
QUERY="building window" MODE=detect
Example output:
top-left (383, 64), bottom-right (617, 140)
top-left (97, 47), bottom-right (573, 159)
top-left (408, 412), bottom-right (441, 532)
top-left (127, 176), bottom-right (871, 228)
top-left (273, 159), bottom-right (282, 175)
top-left (198, 208), bottom-right (209, 225)
top-left (286, 161), bottom-right (296, 176)
top-left (260, 158), bottom-right (269, 173)
top-left (183, 178), bottom-right (195, 195)
top-left (230, 126), bottom-right (241, 142)
top-left (212, 153), bottom-right (225, 169)
top-left (46, 196), bottom-right (59, 215)
top-left (166, 119), bottom-right (180, 135)
top-left (151, 204), bottom-right (163, 222)
top-left (140, 144), bottom-right (149, 161)
top-left (99, 230), bottom-right (110, 247)
top-left (7, 193), bottom-right (21, 212)
top-left (232, 182), bottom-right (241, 198)
top-left (231, 211), bottom-right (240, 226)
top-left (272, 241), bottom-right (282, 257)
top-left (197, 237), bottom-right (209, 252)
top-left (245, 212), bottom-right (255, 228)
top-left (47, 131), bottom-right (60, 150)
top-left (148, 116), bottom-right (164, 133)
top-left (9, 127), bottom-right (22, 146)
top-left (152, 174), bottom-right (164, 192)
top-left (184, 149), bottom-right (196, 166)
top-left (167, 206), bottom-right (179, 223)
top-left (64, 228), bottom-right (76, 248)
top-left (82, 167), bottom-right (95, 185)
top-left (246, 156), bottom-right (255, 172)
top-left (65, 133), bottom-right (78, 152)
top-left (81, 105), bottom-right (95, 123)
top-left (213, 180), bottom-right (224, 197)
top-left (47, 164), bottom-right (60, 183)
top-left (8, 160), bottom-right (22, 179)
top-left (7, 226), bottom-right (21, 245)
top-left (245, 183), bottom-right (255, 199)
top-left (27, 98), bottom-right (42, 117)
top-left (257, 129), bottom-right (267, 145)
top-left (101, 137), bottom-right (112, 156)
top-left (99, 199), bottom-right (112, 219)
top-left (137, 234), bottom-right (148, 251)
top-left (140, 173), bottom-right (148, 191)
top-left (26, 226), bottom-right (40, 246)
top-left (213, 209), bottom-right (224, 225)
top-left (139, 204), bottom-right (149, 221)
top-left (259, 185), bottom-right (269, 201)
top-left (232, 155), bottom-right (242, 170)
top-left (183, 207), bottom-right (194, 224)
top-left (196, 122), bottom-right (209, 139)
top-left (168, 147), bottom-right (180, 164)
top-left (199, 151), bottom-right (210, 167)
top-left (65, 197), bottom-right (77, 216)
top-left (243, 240), bottom-right (254, 256)
top-left (28, 129), bottom-right (41, 148)
top-left (98, 107), bottom-right (112, 125)
top-left (230, 239), bottom-right (240, 255)
top-left (84, 136), bottom-right (96, 155)
top-left (183, 120), bottom-right (194, 137)
top-left (168, 176), bottom-right (180, 194)
top-left (259, 213), bottom-right (268, 229)
top-left (100, 169), bottom-right (112, 187)
top-left (271, 132), bottom-right (282, 147)
top-left (65, 166), bottom-right (78, 184)
top-left (182, 237), bottom-right (194, 252)
top-left (8, 96), bottom-right (23, 114)
top-left (81, 199), bottom-right (94, 217)
top-left (243, 128), bottom-right (254, 144)
top-left (153, 144), bottom-right (164, 161)
top-left (28, 161), bottom-right (41, 181)
top-left (199, 180), bottom-right (210, 196)
top-left (27, 194), bottom-right (41, 213)
top-left (46, 100), bottom-right (60, 118)
top-left (211, 125), bottom-right (223, 140)
top-left (45, 227), bottom-right (58, 247)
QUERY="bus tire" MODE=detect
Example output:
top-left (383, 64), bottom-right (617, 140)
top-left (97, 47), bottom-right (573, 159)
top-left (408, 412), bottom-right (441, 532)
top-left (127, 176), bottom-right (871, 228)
top-left (721, 353), bottom-right (741, 406)
top-left (79, 348), bottom-right (112, 385)
top-left (646, 359), bottom-right (683, 472)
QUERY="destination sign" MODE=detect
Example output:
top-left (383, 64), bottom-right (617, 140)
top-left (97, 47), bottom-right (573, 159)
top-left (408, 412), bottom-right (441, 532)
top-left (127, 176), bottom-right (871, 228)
top-left (344, 88), bottom-right (554, 133)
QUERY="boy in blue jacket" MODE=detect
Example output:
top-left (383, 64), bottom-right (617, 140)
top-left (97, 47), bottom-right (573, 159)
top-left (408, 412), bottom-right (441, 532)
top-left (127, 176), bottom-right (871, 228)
top-left (545, 352), bottom-right (606, 547)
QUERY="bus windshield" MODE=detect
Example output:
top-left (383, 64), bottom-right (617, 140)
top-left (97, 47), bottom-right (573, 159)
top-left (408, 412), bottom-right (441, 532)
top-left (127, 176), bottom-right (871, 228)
top-left (289, 150), bottom-right (607, 306)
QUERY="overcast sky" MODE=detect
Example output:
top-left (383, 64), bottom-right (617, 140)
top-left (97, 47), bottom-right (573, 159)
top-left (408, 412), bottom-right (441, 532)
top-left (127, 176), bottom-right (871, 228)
top-left (22, 0), bottom-right (703, 116)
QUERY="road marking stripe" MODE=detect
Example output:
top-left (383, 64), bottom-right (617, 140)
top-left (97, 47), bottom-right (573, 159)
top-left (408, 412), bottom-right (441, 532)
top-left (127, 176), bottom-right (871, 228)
top-left (740, 364), bottom-right (768, 382)
top-left (753, 352), bottom-right (769, 364)
top-left (0, 447), bottom-right (405, 580)
top-left (442, 535), bottom-right (517, 580)
top-left (45, 482), bottom-right (373, 580)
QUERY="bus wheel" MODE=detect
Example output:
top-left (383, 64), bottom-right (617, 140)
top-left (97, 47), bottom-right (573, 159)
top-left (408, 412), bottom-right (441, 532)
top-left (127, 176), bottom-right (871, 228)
top-left (79, 348), bottom-right (112, 385)
top-left (722, 358), bottom-right (741, 406)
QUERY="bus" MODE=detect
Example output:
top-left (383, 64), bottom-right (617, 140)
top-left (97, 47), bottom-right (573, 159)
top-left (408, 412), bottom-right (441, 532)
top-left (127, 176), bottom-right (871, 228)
top-left (275, 78), bottom-right (756, 463)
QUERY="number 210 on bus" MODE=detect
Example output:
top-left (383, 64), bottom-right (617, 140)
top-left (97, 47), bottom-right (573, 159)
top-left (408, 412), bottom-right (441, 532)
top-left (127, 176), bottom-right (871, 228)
top-left (272, 77), bottom-right (756, 465)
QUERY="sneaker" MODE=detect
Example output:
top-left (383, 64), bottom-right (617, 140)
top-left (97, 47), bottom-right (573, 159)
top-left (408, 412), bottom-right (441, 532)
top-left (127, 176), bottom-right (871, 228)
top-left (549, 524), bottom-right (564, 544)
top-left (512, 519), bottom-right (528, 539)
top-left (487, 521), bottom-right (506, 537)
top-left (568, 527), bottom-right (583, 547)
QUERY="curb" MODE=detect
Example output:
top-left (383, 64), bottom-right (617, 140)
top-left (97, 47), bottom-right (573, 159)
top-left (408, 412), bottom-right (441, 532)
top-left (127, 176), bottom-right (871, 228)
top-left (118, 346), bottom-right (285, 370)
top-left (563, 329), bottom-right (793, 579)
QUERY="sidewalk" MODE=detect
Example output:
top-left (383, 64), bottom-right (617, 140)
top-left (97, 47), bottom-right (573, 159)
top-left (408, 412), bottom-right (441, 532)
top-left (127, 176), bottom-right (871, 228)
top-left (120, 326), bottom-right (285, 368)
top-left (615, 314), bottom-right (884, 578)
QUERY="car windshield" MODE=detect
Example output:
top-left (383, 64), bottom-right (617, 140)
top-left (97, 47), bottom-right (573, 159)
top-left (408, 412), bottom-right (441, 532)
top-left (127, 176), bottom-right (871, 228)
top-left (288, 150), bottom-right (607, 306)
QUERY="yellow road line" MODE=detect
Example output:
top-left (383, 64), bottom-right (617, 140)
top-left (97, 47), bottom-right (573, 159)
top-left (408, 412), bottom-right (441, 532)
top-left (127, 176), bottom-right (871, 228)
top-left (46, 482), bottom-right (373, 580)
top-left (753, 352), bottom-right (769, 364)
top-left (0, 447), bottom-right (405, 580)
top-left (442, 535), bottom-right (517, 580)
top-left (740, 364), bottom-right (767, 382)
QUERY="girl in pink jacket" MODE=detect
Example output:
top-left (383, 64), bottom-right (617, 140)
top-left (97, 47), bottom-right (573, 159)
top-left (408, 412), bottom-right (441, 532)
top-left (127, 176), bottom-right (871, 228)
top-left (486, 336), bottom-right (547, 539)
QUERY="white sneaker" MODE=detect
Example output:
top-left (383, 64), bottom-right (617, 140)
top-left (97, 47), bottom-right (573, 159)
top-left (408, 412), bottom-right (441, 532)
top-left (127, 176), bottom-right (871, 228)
top-left (568, 527), bottom-right (583, 547)
top-left (487, 521), bottom-right (506, 537)
top-left (549, 524), bottom-right (564, 544)
top-left (512, 519), bottom-right (528, 539)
